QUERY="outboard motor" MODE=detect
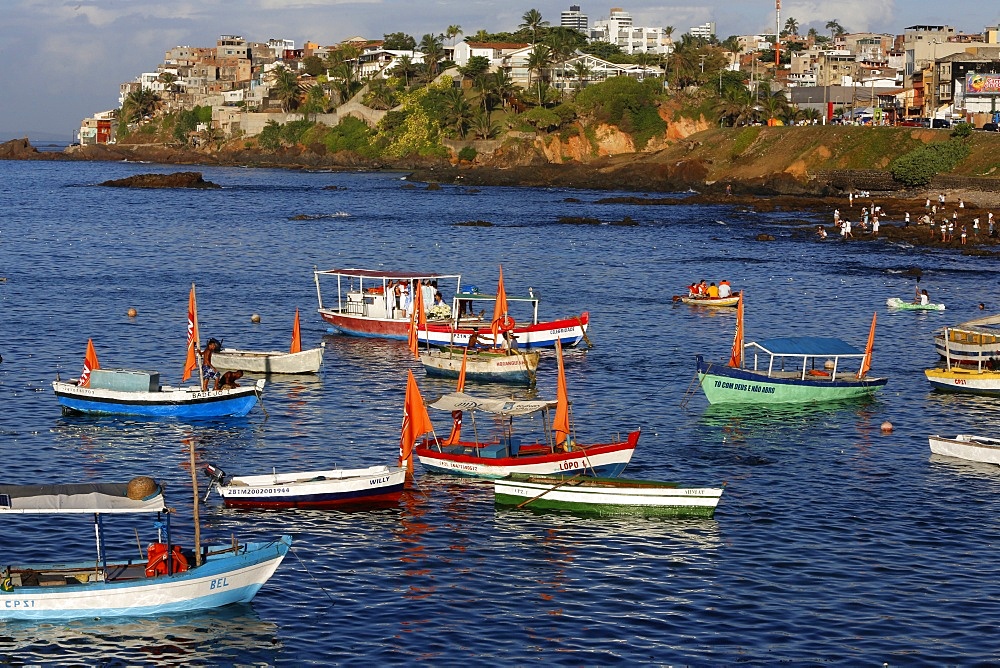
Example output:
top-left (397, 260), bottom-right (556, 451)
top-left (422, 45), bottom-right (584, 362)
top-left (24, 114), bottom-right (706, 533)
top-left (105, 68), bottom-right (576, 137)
top-left (203, 463), bottom-right (228, 502)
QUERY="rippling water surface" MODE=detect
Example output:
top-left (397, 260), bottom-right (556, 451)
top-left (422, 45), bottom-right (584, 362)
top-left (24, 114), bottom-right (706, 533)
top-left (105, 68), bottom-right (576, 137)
top-left (2, 160), bottom-right (1000, 665)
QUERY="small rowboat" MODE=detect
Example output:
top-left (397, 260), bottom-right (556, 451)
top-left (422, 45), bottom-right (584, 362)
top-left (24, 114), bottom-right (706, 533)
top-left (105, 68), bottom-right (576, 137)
top-left (420, 347), bottom-right (539, 385)
top-left (680, 295), bottom-right (740, 307)
top-left (204, 463), bottom-right (406, 510)
top-left (929, 434), bottom-right (1000, 464)
top-left (214, 344), bottom-right (325, 375)
top-left (886, 298), bottom-right (945, 311)
top-left (494, 474), bottom-right (724, 518)
top-left (925, 367), bottom-right (1000, 396)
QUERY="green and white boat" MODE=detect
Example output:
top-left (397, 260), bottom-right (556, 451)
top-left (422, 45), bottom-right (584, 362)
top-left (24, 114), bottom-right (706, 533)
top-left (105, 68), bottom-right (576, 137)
top-left (696, 296), bottom-right (887, 404)
top-left (886, 297), bottom-right (945, 311)
top-left (494, 474), bottom-right (723, 518)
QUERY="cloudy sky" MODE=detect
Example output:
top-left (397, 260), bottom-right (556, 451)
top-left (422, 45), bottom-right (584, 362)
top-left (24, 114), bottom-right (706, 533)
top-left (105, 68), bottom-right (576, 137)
top-left (1, 0), bottom-right (995, 139)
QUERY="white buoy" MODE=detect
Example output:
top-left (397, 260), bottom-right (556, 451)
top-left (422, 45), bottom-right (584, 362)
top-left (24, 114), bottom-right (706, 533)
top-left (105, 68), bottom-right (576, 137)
top-left (824, 359), bottom-right (835, 370)
top-left (881, 421), bottom-right (893, 433)
top-left (251, 313), bottom-right (261, 323)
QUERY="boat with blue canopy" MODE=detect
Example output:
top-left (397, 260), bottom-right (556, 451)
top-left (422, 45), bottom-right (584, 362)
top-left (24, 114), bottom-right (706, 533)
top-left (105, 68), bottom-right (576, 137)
top-left (695, 295), bottom-right (886, 404)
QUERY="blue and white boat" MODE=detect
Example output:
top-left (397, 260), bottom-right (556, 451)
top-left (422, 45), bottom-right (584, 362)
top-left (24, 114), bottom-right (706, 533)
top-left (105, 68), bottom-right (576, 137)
top-left (0, 478), bottom-right (290, 620)
top-left (52, 369), bottom-right (264, 418)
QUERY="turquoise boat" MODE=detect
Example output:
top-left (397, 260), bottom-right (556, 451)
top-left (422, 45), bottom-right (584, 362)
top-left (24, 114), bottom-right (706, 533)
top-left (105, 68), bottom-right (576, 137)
top-left (696, 296), bottom-right (887, 404)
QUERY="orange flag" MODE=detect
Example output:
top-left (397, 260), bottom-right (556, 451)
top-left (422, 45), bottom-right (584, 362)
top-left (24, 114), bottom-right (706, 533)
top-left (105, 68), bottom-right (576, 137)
top-left (552, 339), bottom-right (570, 446)
top-left (857, 312), bottom-right (877, 379)
top-left (407, 282), bottom-right (426, 359)
top-left (79, 338), bottom-right (100, 387)
top-left (490, 264), bottom-right (510, 345)
top-left (182, 284), bottom-right (199, 381)
top-left (399, 370), bottom-right (434, 470)
top-left (456, 347), bottom-right (468, 392)
top-left (290, 308), bottom-right (302, 354)
top-left (727, 291), bottom-right (744, 368)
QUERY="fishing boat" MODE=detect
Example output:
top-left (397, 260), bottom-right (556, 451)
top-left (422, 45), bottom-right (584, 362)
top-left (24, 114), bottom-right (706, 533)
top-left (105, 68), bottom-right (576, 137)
top-left (313, 266), bottom-right (590, 349)
top-left (928, 434), bottom-right (1000, 464)
top-left (932, 314), bottom-right (1000, 366)
top-left (925, 326), bottom-right (1000, 395)
top-left (214, 310), bottom-right (325, 374)
top-left (0, 476), bottom-right (290, 620)
top-left (52, 286), bottom-right (264, 418)
top-left (680, 295), bottom-right (740, 307)
top-left (400, 339), bottom-right (638, 480)
top-left (203, 463), bottom-right (406, 510)
top-left (696, 294), bottom-right (887, 404)
top-left (420, 347), bottom-right (540, 385)
top-left (494, 474), bottom-right (724, 518)
top-left (886, 297), bottom-right (945, 311)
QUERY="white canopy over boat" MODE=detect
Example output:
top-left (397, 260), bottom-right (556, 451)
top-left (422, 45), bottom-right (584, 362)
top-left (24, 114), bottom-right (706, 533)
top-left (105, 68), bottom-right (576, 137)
top-left (429, 391), bottom-right (557, 416)
top-left (0, 482), bottom-right (165, 514)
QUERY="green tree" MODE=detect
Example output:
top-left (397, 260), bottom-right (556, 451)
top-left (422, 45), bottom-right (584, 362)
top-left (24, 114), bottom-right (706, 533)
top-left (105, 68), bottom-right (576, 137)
top-left (383, 32), bottom-right (417, 50)
top-left (302, 55), bottom-right (326, 77)
top-left (520, 9), bottom-right (549, 44)
top-left (471, 111), bottom-right (498, 139)
top-left (419, 33), bottom-right (445, 79)
top-left (459, 55), bottom-right (491, 79)
top-left (443, 88), bottom-right (474, 138)
top-left (717, 85), bottom-right (756, 126)
top-left (445, 25), bottom-right (463, 46)
top-left (825, 20), bottom-right (845, 38)
top-left (783, 17), bottom-right (799, 36)
top-left (581, 41), bottom-right (623, 61)
top-left (393, 55), bottom-right (418, 88)
top-left (526, 44), bottom-right (553, 104)
top-left (121, 87), bottom-right (161, 124)
top-left (302, 84), bottom-right (328, 120)
top-left (269, 65), bottom-right (302, 112)
top-left (572, 60), bottom-right (592, 95)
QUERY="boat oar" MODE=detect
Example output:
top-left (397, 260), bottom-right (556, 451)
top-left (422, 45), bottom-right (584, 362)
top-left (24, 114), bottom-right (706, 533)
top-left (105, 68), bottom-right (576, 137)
top-left (515, 472), bottom-right (586, 509)
top-left (575, 316), bottom-right (594, 349)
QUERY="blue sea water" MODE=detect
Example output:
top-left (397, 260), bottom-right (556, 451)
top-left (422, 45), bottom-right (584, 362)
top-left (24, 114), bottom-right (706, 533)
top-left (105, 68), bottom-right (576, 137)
top-left (1, 159), bottom-right (999, 665)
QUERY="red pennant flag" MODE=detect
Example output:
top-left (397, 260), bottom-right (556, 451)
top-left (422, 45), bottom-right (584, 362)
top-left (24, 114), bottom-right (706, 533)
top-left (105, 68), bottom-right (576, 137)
top-left (290, 308), bottom-right (302, 354)
top-left (552, 339), bottom-right (570, 446)
top-left (79, 338), bottom-right (100, 387)
top-left (399, 370), bottom-right (434, 470)
top-left (182, 284), bottom-right (199, 381)
top-left (728, 291), bottom-right (744, 368)
top-left (490, 265), bottom-right (511, 346)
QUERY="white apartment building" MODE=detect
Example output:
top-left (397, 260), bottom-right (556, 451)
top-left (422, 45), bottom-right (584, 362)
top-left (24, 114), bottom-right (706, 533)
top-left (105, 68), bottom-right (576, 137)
top-left (561, 5), bottom-right (588, 33)
top-left (690, 22), bottom-right (716, 39)
top-left (591, 8), bottom-right (672, 55)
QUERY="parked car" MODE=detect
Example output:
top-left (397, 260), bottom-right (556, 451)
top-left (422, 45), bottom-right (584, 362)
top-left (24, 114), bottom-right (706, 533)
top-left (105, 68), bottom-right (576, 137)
top-left (980, 122), bottom-right (999, 132)
top-left (898, 118), bottom-right (929, 127)
top-left (931, 119), bottom-right (952, 128)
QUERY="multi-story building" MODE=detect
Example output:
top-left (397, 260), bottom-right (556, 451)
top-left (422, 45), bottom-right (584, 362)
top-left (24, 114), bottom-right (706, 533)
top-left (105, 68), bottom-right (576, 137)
top-left (903, 25), bottom-right (957, 86)
top-left (591, 7), bottom-right (672, 55)
top-left (689, 23), bottom-right (716, 40)
top-left (561, 5), bottom-right (588, 33)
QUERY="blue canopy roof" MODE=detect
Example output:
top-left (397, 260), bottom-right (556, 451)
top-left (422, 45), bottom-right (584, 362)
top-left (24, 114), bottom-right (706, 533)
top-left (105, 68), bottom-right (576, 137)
top-left (751, 337), bottom-right (863, 357)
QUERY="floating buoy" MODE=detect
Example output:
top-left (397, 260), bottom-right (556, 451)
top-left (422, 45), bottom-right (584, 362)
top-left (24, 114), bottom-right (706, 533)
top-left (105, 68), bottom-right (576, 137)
top-left (881, 421), bottom-right (893, 433)
top-left (251, 313), bottom-right (261, 323)
top-left (824, 359), bottom-right (835, 370)
top-left (127, 307), bottom-right (137, 317)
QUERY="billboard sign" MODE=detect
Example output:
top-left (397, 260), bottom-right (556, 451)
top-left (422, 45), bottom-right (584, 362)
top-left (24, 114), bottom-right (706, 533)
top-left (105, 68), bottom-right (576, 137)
top-left (965, 73), bottom-right (1000, 96)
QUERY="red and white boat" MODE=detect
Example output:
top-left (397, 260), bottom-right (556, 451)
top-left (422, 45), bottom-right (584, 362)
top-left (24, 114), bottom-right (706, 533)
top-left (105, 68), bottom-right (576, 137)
top-left (313, 267), bottom-right (589, 349)
top-left (398, 342), bottom-right (639, 480)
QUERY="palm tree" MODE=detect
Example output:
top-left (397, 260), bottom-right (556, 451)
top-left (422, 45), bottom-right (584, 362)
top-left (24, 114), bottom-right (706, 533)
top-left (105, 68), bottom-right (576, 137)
top-left (572, 60), bottom-right (592, 94)
top-left (758, 87), bottom-right (789, 123)
top-left (717, 85), bottom-right (756, 126)
top-left (825, 20), bottom-right (845, 39)
top-left (526, 45), bottom-right (552, 104)
top-left (445, 25), bottom-right (463, 47)
top-left (121, 87), bottom-right (161, 124)
top-left (783, 17), bottom-right (799, 37)
top-left (269, 65), bottom-right (302, 112)
top-left (471, 111), bottom-right (499, 139)
top-left (807, 27), bottom-right (819, 42)
top-left (520, 9), bottom-right (548, 44)
top-left (419, 33), bottom-right (445, 79)
top-left (302, 84), bottom-right (328, 120)
top-left (443, 88), bottom-right (474, 138)
top-left (366, 80), bottom-right (397, 110)
top-left (491, 70), bottom-right (515, 111)
top-left (393, 55), bottom-right (417, 88)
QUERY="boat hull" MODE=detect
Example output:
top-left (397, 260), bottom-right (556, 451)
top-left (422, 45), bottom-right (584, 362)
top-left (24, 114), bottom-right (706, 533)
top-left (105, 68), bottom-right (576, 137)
top-left (494, 475), bottom-right (723, 518)
top-left (319, 310), bottom-right (589, 349)
top-left (933, 333), bottom-right (1000, 366)
top-left (214, 345), bottom-right (325, 374)
top-left (0, 537), bottom-right (290, 620)
top-left (925, 368), bottom-right (1000, 396)
top-left (886, 298), bottom-right (945, 311)
top-left (52, 380), bottom-right (263, 418)
top-left (415, 432), bottom-right (639, 479)
top-left (217, 466), bottom-right (406, 510)
top-left (420, 349), bottom-right (540, 385)
top-left (697, 357), bottom-right (887, 404)
top-left (929, 434), bottom-right (1000, 464)
top-left (680, 296), bottom-right (740, 307)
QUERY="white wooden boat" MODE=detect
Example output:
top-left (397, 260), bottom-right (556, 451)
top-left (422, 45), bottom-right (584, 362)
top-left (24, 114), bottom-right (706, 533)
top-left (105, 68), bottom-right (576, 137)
top-left (204, 463), bottom-right (406, 510)
top-left (886, 297), bottom-right (945, 311)
top-left (494, 474), bottom-right (724, 518)
top-left (932, 314), bottom-right (1000, 366)
top-left (420, 347), bottom-right (539, 385)
top-left (680, 295), bottom-right (740, 307)
top-left (0, 478), bottom-right (290, 620)
top-left (928, 434), bottom-right (1000, 464)
top-left (214, 344), bottom-right (325, 375)
top-left (925, 327), bottom-right (1000, 396)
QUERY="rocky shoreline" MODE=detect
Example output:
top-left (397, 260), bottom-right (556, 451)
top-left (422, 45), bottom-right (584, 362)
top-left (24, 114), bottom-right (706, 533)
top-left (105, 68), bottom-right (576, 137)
top-left (4, 137), bottom-right (998, 252)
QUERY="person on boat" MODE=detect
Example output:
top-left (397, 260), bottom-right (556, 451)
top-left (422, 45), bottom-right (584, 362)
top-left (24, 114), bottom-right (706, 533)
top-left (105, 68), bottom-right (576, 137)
top-left (466, 328), bottom-right (481, 350)
top-left (718, 280), bottom-right (732, 298)
top-left (201, 338), bottom-right (221, 391)
top-left (429, 291), bottom-right (451, 320)
top-left (697, 280), bottom-right (708, 296)
top-left (915, 289), bottom-right (930, 306)
top-left (215, 370), bottom-right (243, 390)
top-left (400, 282), bottom-right (412, 318)
top-left (687, 282), bottom-right (699, 298)
top-left (707, 282), bottom-right (719, 298)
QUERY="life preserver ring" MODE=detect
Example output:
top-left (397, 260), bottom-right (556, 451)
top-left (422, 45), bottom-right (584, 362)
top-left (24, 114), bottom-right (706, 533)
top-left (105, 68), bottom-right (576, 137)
top-left (497, 316), bottom-right (516, 334)
top-left (145, 543), bottom-right (189, 577)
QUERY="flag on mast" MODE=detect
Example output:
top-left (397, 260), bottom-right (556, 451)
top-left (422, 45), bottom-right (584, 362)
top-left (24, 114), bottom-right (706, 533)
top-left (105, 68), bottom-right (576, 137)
top-left (399, 370), bottom-right (434, 470)
top-left (79, 338), bottom-right (100, 387)
top-left (290, 308), bottom-right (302, 354)
top-left (182, 284), bottom-right (200, 381)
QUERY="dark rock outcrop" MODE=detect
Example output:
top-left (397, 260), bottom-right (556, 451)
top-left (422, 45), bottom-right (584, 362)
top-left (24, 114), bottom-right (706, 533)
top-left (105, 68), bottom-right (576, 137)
top-left (99, 171), bottom-right (221, 189)
top-left (0, 138), bottom-right (40, 159)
